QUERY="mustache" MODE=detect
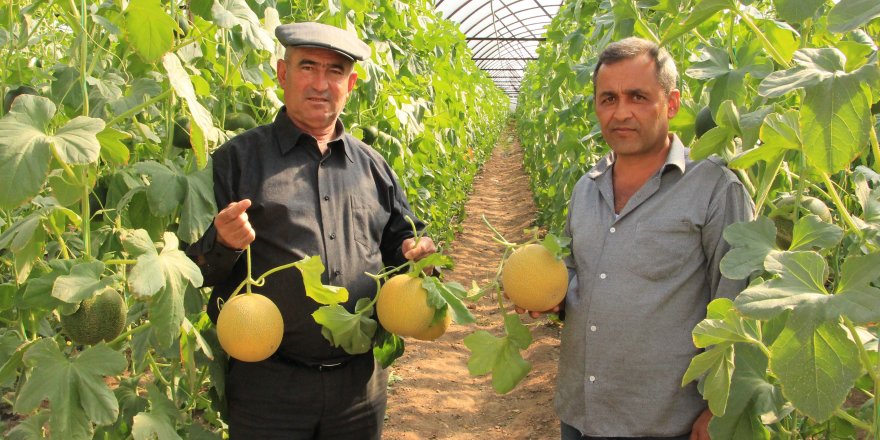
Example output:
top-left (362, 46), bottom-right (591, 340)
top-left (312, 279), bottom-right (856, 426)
top-left (305, 91), bottom-right (331, 100)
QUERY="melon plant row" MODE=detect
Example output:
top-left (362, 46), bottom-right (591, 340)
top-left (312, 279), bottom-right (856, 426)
top-left (517, 0), bottom-right (880, 437)
top-left (0, 0), bottom-right (507, 437)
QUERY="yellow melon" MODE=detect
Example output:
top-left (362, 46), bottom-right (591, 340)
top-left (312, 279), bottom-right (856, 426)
top-left (376, 274), bottom-right (434, 337)
top-left (501, 243), bottom-right (568, 312)
top-left (217, 293), bottom-right (284, 362)
top-left (413, 312), bottom-right (452, 341)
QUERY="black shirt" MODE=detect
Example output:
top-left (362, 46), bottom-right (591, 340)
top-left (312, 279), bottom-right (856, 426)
top-left (187, 108), bottom-right (422, 364)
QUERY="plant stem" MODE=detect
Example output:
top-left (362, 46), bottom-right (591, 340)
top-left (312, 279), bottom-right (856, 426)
top-left (733, 9), bottom-right (789, 68)
top-left (108, 320), bottom-right (152, 346)
top-left (834, 407), bottom-right (873, 432)
top-left (105, 89), bottom-right (173, 128)
top-left (81, 167), bottom-right (91, 258)
top-left (104, 259), bottom-right (137, 265)
top-left (819, 173), bottom-right (865, 242)
top-left (753, 153), bottom-right (785, 215)
top-left (843, 318), bottom-right (878, 384)
top-left (869, 125), bottom-right (880, 174)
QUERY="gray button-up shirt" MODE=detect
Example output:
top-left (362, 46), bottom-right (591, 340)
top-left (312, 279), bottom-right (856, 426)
top-left (555, 135), bottom-right (754, 437)
top-left (187, 108), bottom-right (422, 364)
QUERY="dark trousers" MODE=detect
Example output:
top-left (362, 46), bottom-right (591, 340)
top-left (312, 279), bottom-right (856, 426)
top-left (226, 353), bottom-right (388, 439)
top-left (562, 422), bottom-right (691, 440)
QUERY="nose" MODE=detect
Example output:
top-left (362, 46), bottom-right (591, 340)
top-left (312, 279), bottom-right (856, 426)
top-left (611, 100), bottom-right (633, 121)
top-left (310, 70), bottom-right (329, 92)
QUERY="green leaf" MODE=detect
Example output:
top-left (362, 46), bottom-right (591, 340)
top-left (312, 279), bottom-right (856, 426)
top-left (134, 161), bottom-right (185, 217)
top-left (0, 339), bottom-right (39, 387)
top-left (758, 49), bottom-right (841, 98)
top-left (788, 215), bottom-right (844, 252)
top-left (692, 304), bottom-right (753, 348)
top-left (293, 256), bottom-right (349, 305)
top-left (684, 344), bottom-right (733, 416)
top-left (661, 0), bottom-right (735, 43)
top-left (15, 339), bottom-right (126, 439)
top-left (720, 217), bottom-right (777, 280)
top-left (769, 316), bottom-right (861, 422)
top-left (96, 127), bottom-right (131, 166)
top-left (178, 161), bottom-right (217, 243)
top-left (132, 383), bottom-right (183, 440)
top-left (211, 0), bottom-right (275, 52)
top-left (422, 277), bottom-right (476, 325)
top-left (827, 253), bottom-right (880, 325)
top-left (504, 313), bottom-right (533, 349)
top-left (708, 344), bottom-right (774, 439)
top-left (540, 233), bottom-right (571, 259)
top-left (759, 110), bottom-right (801, 151)
top-left (51, 260), bottom-right (115, 304)
top-left (774, 0), bottom-right (824, 24)
top-left (827, 0), bottom-right (880, 34)
top-left (800, 65), bottom-right (878, 174)
top-left (312, 300), bottom-right (377, 355)
top-left (162, 53), bottom-right (216, 167)
top-left (127, 231), bottom-right (204, 347)
top-left (6, 410), bottom-right (51, 440)
top-left (690, 126), bottom-right (734, 161)
top-left (734, 251), bottom-right (829, 320)
top-left (124, 0), bottom-right (175, 63)
top-left (463, 328), bottom-right (532, 394)
top-left (0, 95), bottom-right (101, 209)
top-left (373, 327), bottom-right (405, 368)
top-left (685, 45), bottom-right (731, 80)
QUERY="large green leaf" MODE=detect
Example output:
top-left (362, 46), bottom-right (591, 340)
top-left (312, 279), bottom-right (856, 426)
top-left (800, 67), bottom-right (877, 174)
top-left (464, 314), bottom-right (532, 394)
top-left (178, 160), bottom-right (216, 243)
top-left (758, 49), bottom-right (842, 98)
top-left (132, 383), bottom-right (183, 440)
top-left (125, 230), bottom-right (204, 346)
top-left (734, 251), bottom-right (829, 320)
top-left (770, 315), bottom-right (861, 422)
top-left (15, 339), bottom-right (126, 439)
top-left (211, 0), bottom-right (274, 52)
top-left (720, 217), bottom-right (777, 280)
top-left (788, 215), bottom-right (844, 252)
top-left (708, 344), bottom-right (774, 439)
top-left (827, 0), bottom-right (880, 33)
top-left (162, 53), bottom-right (216, 168)
top-left (134, 161), bottom-right (186, 217)
top-left (124, 0), bottom-right (175, 63)
top-left (773, 0), bottom-right (824, 24)
top-left (661, 0), bottom-right (735, 43)
top-left (0, 95), bottom-right (103, 209)
top-left (422, 277), bottom-right (476, 325)
top-left (826, 253), bottom-right (880, 325)
top-left (692, 299), bottom-right (754, 347)
top-left (682, 343), bottom-right (733, 416)
top-left (51, 260), bottom-right (115, 304)
top-left (312, 299), bottom-right (377, 355)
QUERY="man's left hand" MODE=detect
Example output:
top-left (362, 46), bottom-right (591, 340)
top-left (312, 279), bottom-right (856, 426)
top-left (690, 408), bottom-right (712, 440)
top-left (402, 237), bottom-right (436, 261)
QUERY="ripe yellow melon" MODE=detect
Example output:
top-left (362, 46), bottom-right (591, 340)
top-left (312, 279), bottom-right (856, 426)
top-left (501, 243), bottom-right (568, 312)
top-left (413, 312), bottom-right (451, 341)
top-left (376, 274), bottom-right (434, 337)
top-left (217, 293), bottom-right (284, 362)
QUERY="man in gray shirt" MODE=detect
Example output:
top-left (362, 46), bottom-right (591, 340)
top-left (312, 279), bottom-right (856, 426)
top-left (554, 37), bottom-right (754, 439)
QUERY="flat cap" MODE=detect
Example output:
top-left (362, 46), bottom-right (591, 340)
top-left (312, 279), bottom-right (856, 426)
top-left (275, 22), bottom-right (371, 61)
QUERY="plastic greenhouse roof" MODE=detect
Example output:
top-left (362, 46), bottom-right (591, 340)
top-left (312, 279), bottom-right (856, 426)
top-left (435, 0), bottom-right (562, 106)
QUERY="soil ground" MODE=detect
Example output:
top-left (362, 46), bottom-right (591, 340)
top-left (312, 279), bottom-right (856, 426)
top-left (382, 130), bottom-right (562, 440)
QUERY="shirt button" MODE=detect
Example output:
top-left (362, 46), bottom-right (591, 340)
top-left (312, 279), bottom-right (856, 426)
top-left (320, 162), bottom-right (327, 168)
top-left (590, 325), bottom-right (597, 332)
top-left (329, 233), bottom-right (336, 240)
top-left (599, 273), bottom-right (607, 279)
top-left (589, 376), bottom-right (596, 382)
top-left (333, 269), bottom-right (341, 277)
top-left (323, 195), bottom-right (330, 201)
top-left (609, 227), bottom-right (616, 233)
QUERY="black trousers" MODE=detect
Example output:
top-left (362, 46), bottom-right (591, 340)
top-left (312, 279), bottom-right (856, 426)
top-left (226, 353), bottom-right (388, 439)
top-left (562, 422), bottom-right (691, 440)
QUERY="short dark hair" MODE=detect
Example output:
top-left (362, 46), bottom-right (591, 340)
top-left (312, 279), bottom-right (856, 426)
top-left (592, 37), bottom-right (678, 95)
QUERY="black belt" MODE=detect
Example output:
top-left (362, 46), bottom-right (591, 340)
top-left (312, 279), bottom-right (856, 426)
top-left (270, 353), bottom-right (351, 372)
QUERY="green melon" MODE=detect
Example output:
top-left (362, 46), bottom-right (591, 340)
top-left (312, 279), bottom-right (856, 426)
top-left (172, 116), bottom-right (192, 149)
top-left (224, 112), bottom-right (258, 132)
top-left (4, 85), bottom-right (38, 113)
top-left (61, 289), bottom-right (128, 345)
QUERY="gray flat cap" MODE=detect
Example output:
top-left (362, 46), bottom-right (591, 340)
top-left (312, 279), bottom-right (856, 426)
top-left (275, 22), bottom-right (371, 61)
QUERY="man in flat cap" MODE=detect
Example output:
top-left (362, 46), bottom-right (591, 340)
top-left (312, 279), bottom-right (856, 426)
top-left (187, 21), bottom-right (436, 439)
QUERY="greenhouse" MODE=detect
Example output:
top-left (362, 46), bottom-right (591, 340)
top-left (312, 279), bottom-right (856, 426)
top-left (1, 0), bottom-right (879, 438)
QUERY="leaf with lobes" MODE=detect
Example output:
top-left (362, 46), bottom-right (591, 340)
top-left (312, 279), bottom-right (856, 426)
top-left (373, 327), bottom-right (405, 368)
top-left (132, 383), bottom-right (184, 440)
top-left (661, 0), bottom-right (736, 43)
top-left (125, 230), bottom-right (204, 347)
top-left (14, 339), bottom-right (126, 440)
top-left (464, 313), bottom-right (532, 394)
top-left (124, 0), bottom-right (174, 63)
top-left (827, 0), bottom-right (880, 33)
top-left (0, 95), bottom-right (104, 209)
top-left (162, 54), bottom-right (215, 169)
top-left (707, 344), bottom-right (776, 439)
top-left (769, 313), bottom-right (861, 422)
top-left (293, 255), bottom-right (349, 305)
top-left (211, 0), bottom-right (275, 52)
top-left (51, 260), bottom-right (116, 304)
top-left (720, 217), bottom-right (777, 281)
top-left (773, 0), bottom-right (825, 25)
top-left (313, 299), bottom-right (377, 355)
top-left (788, 215), bottom-right (843, 252)
top-left (422, 276), bottom-right (475, 325)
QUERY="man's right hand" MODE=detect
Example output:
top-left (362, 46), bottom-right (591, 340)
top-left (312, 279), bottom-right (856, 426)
top-left (514, 304), bottom-right (562, 319)
top-left (214, 199), bottom-right (255, 250)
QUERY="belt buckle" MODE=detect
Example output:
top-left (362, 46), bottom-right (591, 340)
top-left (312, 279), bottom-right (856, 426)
top-left (317, 362), bottom-right (343, 371)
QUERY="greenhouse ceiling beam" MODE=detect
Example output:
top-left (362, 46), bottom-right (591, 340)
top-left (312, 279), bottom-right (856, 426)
top-left (466, 37), bottom-right (546, 41)
top-left (473, 57), bottom-right (537, 61)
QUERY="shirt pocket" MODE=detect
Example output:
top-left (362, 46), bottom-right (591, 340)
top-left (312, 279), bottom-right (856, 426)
top-left (623, 218), bottom-right (701, 281)
top-left (349, 195), bottom-right (387, 256)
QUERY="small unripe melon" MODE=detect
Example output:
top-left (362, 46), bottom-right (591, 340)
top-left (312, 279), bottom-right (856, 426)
top-left (61, 289), bottom-right (127, 345)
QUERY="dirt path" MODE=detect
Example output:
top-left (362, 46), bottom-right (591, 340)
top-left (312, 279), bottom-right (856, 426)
top-left (382, 129), bottom-right (562, 440)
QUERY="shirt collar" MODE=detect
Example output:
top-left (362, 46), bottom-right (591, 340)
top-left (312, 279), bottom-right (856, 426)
top-left (586, 134), bottom-right (688, 180)
top-left (273, 107), bottom-right (354, 162)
